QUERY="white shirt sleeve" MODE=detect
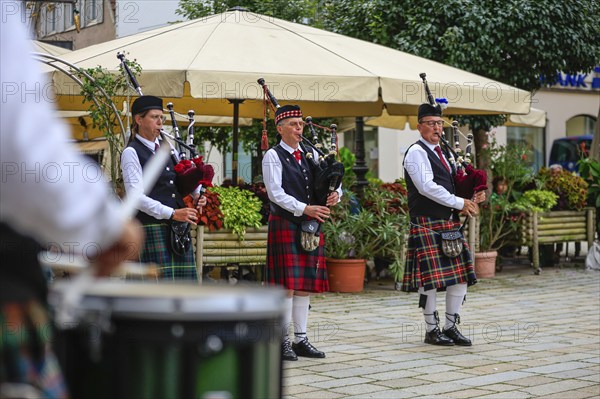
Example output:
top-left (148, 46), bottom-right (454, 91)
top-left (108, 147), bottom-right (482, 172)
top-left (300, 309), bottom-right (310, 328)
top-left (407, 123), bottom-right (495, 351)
top-left (120, 146), bottom-right (174, 220)
top-left (0, 16), bottom-right (125, 257)
top-left (404, 144), bottom-right (465, 210)
top-left (261, 148), bottom-right (307, 217)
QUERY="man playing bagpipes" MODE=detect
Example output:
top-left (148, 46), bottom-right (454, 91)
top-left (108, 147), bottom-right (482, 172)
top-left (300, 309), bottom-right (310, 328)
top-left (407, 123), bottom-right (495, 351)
top-left (121, 95), bottom-right (208, 280)
top-left (400, 88), bottom-right (487, 346)
top-left (262, 105), bottom-right (343, 361)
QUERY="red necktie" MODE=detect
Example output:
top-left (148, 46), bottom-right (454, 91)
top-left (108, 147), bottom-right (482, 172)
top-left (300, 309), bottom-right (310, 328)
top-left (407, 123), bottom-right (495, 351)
top-left (434, 146), bottom-right (451, 173)
top-left (154, 142), bottom-right (159, 152)
top-left (293, 149), bottom-right (302, 162)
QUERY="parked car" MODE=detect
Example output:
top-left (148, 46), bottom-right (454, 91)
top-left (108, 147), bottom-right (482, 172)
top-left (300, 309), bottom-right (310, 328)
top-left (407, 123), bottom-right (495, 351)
top-left (549, 135), bottom-right (592, 172)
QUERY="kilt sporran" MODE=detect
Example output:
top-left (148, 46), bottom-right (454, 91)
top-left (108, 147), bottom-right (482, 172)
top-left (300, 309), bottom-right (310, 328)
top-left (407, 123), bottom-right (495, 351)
top-left (169, 221), bottom-right (191, 256)
top-left (440, 230), bottom-right (464, 258)
top-left (298, 220), bottom-right (320, 252)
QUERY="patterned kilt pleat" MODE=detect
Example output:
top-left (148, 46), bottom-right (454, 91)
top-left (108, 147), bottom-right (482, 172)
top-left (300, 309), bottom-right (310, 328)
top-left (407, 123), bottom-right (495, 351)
top-left (401, 216), bottom-right (477, 292)
top-left (265, 215), bottom-right (329, 293)
top-left (139, 224), bottom-right (198, 282)
top-left (0, 301), bottom-right (68, 399)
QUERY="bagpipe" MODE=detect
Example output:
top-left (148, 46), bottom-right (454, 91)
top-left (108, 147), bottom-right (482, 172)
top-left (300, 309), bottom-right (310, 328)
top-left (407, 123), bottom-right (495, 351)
top-left (258, 78), bottom-right (344, 252)
top-left (257, 78), bottom-right (344, 207)
top-left (117, 52), bottom-right (214, 198)
top-left (419, 73), bottom-right (487, 199)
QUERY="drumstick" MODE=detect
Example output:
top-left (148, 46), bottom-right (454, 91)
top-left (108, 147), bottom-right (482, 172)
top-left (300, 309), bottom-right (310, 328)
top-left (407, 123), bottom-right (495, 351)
top-left (54, 145), bottom-right (170, 325)
top-left (40, 252), bottom-right (160, 279)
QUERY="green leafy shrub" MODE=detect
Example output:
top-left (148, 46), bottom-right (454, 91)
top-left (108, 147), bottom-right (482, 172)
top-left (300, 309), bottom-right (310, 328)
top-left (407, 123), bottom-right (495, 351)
top-left (514, 190), bottom-right (558, 213)
top-left (209, 186), bottom-right (262, 240)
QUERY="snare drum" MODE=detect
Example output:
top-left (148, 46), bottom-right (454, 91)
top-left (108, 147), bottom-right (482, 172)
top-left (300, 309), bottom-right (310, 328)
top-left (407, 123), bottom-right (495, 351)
top-left (49, 281), bottom-right (286, 399)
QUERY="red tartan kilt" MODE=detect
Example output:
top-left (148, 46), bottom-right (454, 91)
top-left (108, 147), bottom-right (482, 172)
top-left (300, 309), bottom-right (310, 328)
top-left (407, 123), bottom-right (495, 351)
top-left (265, 215), bottom-right (329, 293)
top-left (401, 216), bottom-right (476, 292)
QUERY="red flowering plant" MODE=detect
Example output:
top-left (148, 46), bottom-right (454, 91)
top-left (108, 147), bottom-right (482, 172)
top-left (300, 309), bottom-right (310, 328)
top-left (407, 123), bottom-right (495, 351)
top-left (536, 167), bottom-right (589, 211)
top-left (191, 189), bottom-right (224, 231)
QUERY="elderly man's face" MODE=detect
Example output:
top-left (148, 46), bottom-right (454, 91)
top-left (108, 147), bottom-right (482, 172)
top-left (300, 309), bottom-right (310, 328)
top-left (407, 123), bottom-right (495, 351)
top-left (276, 117), bottom-right (305, 147)
top-left (417, 118), bottom-right (444, 145)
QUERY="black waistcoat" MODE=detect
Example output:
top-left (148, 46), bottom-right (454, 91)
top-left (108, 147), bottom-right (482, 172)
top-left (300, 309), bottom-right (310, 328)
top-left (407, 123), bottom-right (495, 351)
top-left (404, 141), bottom-right (457, 219)
top-left (269, 145), bottom-right (315, 224)
top-left (127, 138), bottom-right (184, 225)
top-left (0, 222), bottom-right (47, 304)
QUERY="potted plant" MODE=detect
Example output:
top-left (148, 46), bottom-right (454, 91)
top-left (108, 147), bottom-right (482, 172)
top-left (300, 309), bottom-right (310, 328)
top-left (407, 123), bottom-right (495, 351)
top-left (476, 137), bottom-right (535, 276)
top-left (362, 181), bottom-right (410, 283)
top-left (322, 183), bottom-right (409, 292)
top-left (320, 191), bottom-right (371, 292)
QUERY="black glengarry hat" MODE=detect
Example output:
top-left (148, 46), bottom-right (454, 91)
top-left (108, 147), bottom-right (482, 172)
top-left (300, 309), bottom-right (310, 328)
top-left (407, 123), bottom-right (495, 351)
top-left (418, 103), bottom-right (442, 120)
top-left (131, 95), bottom-right (163, 116)
top-left (275, 105), bottom-right (303, 124)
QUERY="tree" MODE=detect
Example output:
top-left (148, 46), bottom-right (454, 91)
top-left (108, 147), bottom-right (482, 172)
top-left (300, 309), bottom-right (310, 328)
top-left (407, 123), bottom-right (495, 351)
top-left (176, 0), bottom-right (319, 24)
top-left (322, 0), bottom-right (600, 93)
top-left (323, 0), bottom-right (600, 166)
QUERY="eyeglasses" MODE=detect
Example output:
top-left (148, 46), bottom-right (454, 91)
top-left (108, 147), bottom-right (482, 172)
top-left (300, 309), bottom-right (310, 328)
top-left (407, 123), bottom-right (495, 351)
top-left (420, 120), bottom-right (444, 127)
top-left (282, 121), bottom-right (305, 128)
top-left (147, 114), bottom-right (167, 123)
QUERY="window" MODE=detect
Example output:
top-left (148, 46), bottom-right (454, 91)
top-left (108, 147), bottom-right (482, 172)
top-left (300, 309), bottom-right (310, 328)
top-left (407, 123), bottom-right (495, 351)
top-left (566, 115), bottom-right (596, 137)
top-left (506, 126), bottom-right (545, 172)
top-left (45, 4), bottom-right (57, 34)
top-left (84, 0), bottom-right (103, 25)
top-left (64, 3), bottom-right (75, 30)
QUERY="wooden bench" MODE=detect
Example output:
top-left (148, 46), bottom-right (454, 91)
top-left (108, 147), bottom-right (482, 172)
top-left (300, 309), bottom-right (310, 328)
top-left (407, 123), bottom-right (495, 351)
top-left (519, 207), bottom-right (596, 273)
top-left (192, 225), bottom-right (268, 282)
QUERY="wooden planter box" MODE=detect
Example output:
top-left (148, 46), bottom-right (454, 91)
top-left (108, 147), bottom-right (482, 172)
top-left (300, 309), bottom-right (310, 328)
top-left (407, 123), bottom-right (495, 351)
top-left (518, 207), bottom-right (596, 271)
top-left (192, 225), bottom-right (269, 282)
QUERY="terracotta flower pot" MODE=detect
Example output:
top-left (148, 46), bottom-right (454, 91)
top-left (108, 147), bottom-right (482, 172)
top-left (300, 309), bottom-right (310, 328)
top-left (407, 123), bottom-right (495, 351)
top-left (474, 251), bottom-right (498, 278)
top-left (326, 258), bottom-right (366, 293)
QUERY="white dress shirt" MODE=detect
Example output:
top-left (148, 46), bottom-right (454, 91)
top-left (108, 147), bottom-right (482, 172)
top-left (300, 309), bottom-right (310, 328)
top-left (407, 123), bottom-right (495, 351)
top-left (403, 138), bottom-right (465, 210)
top-left (262, 141), bottom-right (342, 216)
top-left (0, 15), bottom-right (124, 256)
top-left (121, 135), bottom-right (202, 220)
top-left (121, 135), bottom-right (174, 220)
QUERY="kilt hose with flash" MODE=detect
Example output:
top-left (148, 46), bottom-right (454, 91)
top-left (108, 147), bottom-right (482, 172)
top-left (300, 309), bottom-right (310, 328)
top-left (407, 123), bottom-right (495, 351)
top-left (401, 216), bottom-right (477, 292)
top-left (0, 300), bottom-right (68, 399)
top-left (139, 223), bottom-right (198, 281)
top-left (265, 215), bottom-right (329, 293)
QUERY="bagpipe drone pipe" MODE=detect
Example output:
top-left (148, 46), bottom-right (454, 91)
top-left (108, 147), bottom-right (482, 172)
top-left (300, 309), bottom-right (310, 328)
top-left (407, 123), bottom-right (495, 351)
top-left (117, 52), bottom-right (214, 197)
top-left (257, 78), bottom-right (344, 207)
top-left (419, 73), bottom-right (487, 199)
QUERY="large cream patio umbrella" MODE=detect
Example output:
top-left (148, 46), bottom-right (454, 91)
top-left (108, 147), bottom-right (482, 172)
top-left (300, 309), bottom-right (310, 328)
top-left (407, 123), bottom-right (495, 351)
top-left (48, 8), bottom-right (531, 119)
top-left (46, 8), bottom-right (531, 184)
top-left (365, 108), bottom-right (546, 130)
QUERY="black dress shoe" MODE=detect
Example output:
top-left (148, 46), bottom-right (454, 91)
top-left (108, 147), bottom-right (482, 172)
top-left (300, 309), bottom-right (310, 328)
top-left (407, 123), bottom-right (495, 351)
top-left (282, 340), bottom-right (297, 361)
top-left (424, 327), bottom-right (455, 346)
top-left (443, 325), bottom-right (472, 346)
top-left (292, 338), bottom-right (326, 358)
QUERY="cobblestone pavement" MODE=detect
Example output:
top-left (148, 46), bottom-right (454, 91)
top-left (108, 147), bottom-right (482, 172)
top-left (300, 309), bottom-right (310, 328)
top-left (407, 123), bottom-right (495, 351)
top-left (282, 263), bottom-right (600, 398)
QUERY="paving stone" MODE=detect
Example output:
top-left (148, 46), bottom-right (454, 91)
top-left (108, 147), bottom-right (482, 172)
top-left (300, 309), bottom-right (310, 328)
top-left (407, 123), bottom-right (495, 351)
top-left (522, 361), bottom-right (591, 374)
top-left (281, 268), bottom-right (600, 398)
top-left (460, 371), bottom-right (536, 386)
top-left (520, 379), bottom-right (596, 396)
top-left (308, 376), bottom-right (375, 389)
top-left (416, 371), bottom-right (483, 382)
top-left (476, 391), bottom-right (532, 399)
top-left (330, 382), bottom-right (390, 395)
top-left (444, 388), bottom-right (496, 398)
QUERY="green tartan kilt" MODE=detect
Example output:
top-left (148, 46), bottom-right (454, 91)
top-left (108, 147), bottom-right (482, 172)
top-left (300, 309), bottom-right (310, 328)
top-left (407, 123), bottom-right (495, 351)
top-left (139, 223), bottom-right (198, 281)
top-left (0, 300), bottom-right (68, 399)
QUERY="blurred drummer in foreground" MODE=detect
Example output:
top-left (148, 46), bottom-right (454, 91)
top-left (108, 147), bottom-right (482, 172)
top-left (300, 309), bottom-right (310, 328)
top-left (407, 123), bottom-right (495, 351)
top-left (0, 12), bottom-right (142, 398)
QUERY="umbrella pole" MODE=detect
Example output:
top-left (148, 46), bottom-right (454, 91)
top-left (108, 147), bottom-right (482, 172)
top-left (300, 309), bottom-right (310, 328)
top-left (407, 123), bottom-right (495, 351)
top-left (229, 99), bottom-right (244, 185)
top-left (352, 117), bottom-right (369, 200)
